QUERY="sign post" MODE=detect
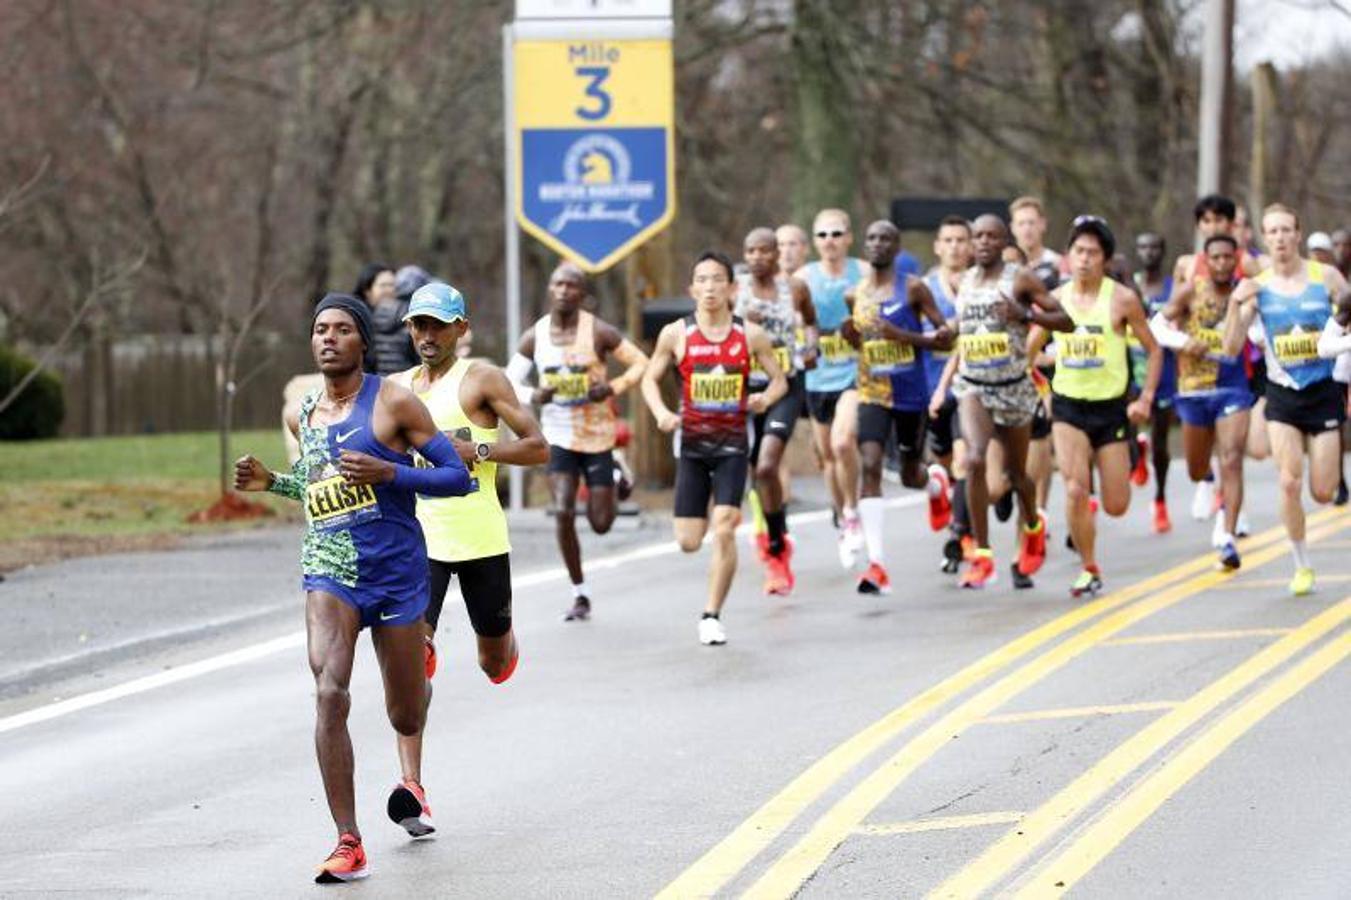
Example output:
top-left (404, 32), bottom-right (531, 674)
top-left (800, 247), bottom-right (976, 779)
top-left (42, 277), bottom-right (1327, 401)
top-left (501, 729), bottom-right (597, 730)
top-left (503, 1), bottom-right (674, 510)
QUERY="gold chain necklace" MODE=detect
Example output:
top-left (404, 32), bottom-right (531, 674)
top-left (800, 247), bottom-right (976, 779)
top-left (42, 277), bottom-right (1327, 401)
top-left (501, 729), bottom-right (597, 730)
top-left (320, 375), bottom-right (364, 409)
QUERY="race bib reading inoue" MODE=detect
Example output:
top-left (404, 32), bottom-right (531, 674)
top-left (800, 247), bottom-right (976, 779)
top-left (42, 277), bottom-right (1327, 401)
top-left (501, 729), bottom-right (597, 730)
top-left (691, 371), bottom-right (743, 410)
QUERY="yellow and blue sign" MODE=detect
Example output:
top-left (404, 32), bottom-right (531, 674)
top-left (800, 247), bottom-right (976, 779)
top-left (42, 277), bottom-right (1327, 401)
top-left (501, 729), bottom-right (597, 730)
top-left (514, 38), bottom-right (675, 273)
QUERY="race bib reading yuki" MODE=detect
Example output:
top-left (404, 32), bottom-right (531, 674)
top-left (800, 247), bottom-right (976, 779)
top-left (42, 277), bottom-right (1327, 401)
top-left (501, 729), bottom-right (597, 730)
top-left (542, 367), bottom-right (590, 406)
top-left (1059, 331), bottom-right (1106, 369)
top-left (750, 345), bottom-right (793, 379)
top-left (306, 462), bottom-right (381, 533)
top-left (691, 370), bottom-right (743, 411)
top-left (960, 332), bottom-right (1010, 368)
top-left (1273, 331), bottom-right (1318, 366)
top-left (863, 339), bottom-right (914, 376)
top-left (819, 333), bottom-right (857, 364)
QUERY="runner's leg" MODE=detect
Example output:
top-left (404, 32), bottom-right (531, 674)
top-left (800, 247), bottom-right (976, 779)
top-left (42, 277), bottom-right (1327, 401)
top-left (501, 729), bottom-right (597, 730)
top-left (831, 389), bottom-right (862, 515)
top-left (551, 471), bottom-right (585, 586)
top-left (706, 505), bottom-right (740, 615)
top-left (307, 591), bottom-right (364, 838)
top-left (1215, 411), bottom-right (1249, 536)
top-left (1269, 421), bottom-right (1308, 543)
top-left (1095, 442), bottom-right (1132, 518)
top-left (1053, 422), bottom-right (1097, 570)
top-left (958, 395), bottom-right (996, 549)
top-left (1307, 429), bottom-right (1341, 504)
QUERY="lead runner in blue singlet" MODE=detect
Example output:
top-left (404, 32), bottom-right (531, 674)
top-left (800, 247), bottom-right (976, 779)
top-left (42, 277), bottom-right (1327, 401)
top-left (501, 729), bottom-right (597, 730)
top-left (235, 293), bottom-right (476, 885)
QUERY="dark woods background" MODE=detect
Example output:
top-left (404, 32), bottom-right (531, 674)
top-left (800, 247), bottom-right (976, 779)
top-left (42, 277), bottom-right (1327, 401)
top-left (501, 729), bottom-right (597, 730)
top-left (1, 0), bottom-right (1346, 434)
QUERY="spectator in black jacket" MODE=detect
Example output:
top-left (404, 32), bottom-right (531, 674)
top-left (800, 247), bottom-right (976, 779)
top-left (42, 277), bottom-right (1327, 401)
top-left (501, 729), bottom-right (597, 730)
top-left (354, 262), bottom-right (420, 374)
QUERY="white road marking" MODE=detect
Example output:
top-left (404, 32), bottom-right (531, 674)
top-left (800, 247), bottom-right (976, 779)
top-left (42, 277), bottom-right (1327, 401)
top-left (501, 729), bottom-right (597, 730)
top-left (0, 495), bottom-right (925, 734)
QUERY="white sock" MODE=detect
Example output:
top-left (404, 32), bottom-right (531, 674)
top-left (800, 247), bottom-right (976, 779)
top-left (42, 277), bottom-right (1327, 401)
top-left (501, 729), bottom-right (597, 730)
top-left (859, 497), bottom-right (886, 565)
top-left (573, 581), bottom-right (588, 599)
top-left (926, 464), bottom-right (946, 497)
top-left (1218, 531), bottom-right (1234, 546)
top-left (1291, 540), bottom-right (1310, 570)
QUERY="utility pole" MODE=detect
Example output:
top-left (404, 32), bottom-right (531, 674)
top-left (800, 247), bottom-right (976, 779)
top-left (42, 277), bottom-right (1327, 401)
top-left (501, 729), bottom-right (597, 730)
top-left (1197, 0), bottom-right (1235, 197)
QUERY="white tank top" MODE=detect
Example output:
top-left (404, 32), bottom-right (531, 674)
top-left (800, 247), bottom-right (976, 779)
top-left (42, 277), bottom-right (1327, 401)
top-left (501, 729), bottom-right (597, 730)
top-left (534, 311), bottom-right (616, 453)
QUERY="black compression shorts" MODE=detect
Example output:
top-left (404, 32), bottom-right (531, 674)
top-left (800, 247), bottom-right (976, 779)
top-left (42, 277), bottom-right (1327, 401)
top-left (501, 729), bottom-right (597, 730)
top-left (857, 403), bottom-right (926, 461)
top-left (548, 446), bottom-right (615, 487)
top-left (674, 454), bottom-right (748, 517)
top-left (1052, 393), bottom-right (1130, 450)
top-left (750, 375), bottom-right (804, 466)
top-left (927, 394), bottom-right (958, 458)
top-left (1264, 379), bottom-right (1346, 435)
top-left (427, 553), bottom-right (513, 638)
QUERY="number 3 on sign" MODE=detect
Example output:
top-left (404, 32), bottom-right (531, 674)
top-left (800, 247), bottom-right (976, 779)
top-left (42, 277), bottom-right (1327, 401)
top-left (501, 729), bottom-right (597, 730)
top-left (575, 66), bottom-right (611, 120)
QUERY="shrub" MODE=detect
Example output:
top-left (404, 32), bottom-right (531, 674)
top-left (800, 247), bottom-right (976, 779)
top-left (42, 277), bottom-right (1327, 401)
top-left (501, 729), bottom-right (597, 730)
top-left (0, 344), bottom-right (65, 440)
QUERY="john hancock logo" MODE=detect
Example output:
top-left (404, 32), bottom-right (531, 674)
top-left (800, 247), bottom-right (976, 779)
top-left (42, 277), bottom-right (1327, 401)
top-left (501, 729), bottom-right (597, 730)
top-left (539, 134), bottom-right (653, 234)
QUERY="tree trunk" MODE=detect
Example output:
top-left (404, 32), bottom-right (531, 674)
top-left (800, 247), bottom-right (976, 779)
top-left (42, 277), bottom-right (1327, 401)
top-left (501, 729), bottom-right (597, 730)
top-left (790, 0), bottom-right (858, 224)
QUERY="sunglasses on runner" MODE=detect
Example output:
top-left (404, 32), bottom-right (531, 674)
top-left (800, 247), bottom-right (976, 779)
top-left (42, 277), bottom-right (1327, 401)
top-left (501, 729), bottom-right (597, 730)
top-left (1072, 214), bottom-right (1107, 227)
top-left (815, 230), bottom-right (846, 238)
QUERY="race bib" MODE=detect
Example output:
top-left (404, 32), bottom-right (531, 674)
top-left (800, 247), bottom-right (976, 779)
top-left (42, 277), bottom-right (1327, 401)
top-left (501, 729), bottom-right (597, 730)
top-left (306, 463), bottom-right (381, 533)
top-left (542, 368), bottom-right (590, 406)
top-left (819, 333), bottom-right (857, 364)
top-left (1273, 331), bottom-right (1318, 366)
top-left (690, 371), bottom-right (743, 411)
top-left (863, 339), bottom-right (914, 376)
top-left (1059, 332), bottom-right (1106, 369)
top-left (1195, 327), bottom-right (1224, 358)
top-left (750, 345), bottom-right (793, 378)
top-left (960, 332), bottom-right (1010, 368)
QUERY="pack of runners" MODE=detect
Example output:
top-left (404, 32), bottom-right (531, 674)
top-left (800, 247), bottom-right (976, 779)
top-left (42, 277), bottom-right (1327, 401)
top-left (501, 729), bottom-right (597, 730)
top-left (232, 194), bottom-right (1349, 884)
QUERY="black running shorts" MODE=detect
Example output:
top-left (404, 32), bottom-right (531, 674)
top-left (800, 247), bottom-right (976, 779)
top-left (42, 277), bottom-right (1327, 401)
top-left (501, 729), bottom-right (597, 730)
top-left (427, 553), bottom-right (513, 638)
top-left (1264, 379), bottom-right (1346, 436)
top-left (548, 445), bottom-right (615, 487)
top-left (927, 394), bottom-right (958, 458)
top-left (674, 453), bottom-right (748, 517)
top-left (857, 403), bottom-right (926, 460)
top-left (750, 375), bottom-right (804, 466)
top-left (1051, 393), bottom-right (1130, 450)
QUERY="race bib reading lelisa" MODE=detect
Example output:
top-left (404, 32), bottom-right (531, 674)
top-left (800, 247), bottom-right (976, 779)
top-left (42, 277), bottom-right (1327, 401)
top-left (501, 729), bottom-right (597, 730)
top-left (306, 463), bottom-right (381, 533)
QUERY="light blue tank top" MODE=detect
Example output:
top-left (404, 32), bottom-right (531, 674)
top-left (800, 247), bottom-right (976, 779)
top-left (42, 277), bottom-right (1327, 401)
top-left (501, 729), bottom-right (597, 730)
top-left (804, 258), bottom-right (864, 393)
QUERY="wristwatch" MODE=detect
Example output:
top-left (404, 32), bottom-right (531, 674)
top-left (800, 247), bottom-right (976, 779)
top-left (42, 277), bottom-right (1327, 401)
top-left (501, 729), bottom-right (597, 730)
top-left (475, 441), bottom-right (492, 462)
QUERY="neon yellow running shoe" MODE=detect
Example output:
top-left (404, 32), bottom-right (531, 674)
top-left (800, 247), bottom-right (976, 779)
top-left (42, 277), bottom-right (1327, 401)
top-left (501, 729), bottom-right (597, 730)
top-left (1289, 567), bottom-right (1315, 596)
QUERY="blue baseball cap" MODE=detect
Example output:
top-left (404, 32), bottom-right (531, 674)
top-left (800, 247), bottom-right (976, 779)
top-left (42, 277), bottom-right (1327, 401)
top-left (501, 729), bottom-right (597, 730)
top-left (404, 282), bottom-right (468, 323)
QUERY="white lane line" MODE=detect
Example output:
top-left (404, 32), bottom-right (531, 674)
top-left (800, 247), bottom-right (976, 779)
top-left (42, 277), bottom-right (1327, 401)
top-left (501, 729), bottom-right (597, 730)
top-left (0, 495), bottom-right (925, 734)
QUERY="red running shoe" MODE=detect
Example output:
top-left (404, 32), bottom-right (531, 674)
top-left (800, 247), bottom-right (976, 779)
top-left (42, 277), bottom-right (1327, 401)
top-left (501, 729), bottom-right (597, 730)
top-left (960, 549), bottom-right (997, 589)
top-left (1131, 435), bottom-right (1149, 486)
top-left (388, 779), bottom-right (436, 838)
top-left (424, 636), bottom-right (437, 680)
top-left (315, 833), bottom-right (369, 884)
top-left (1016, 514), bottom-right (1048, 576)
top-left (857, 561), bottom-right (892, 595)
top-left (1152, 499), bottom-right (1172, 534)
top-left (927, 465), bottom-right (952, 532)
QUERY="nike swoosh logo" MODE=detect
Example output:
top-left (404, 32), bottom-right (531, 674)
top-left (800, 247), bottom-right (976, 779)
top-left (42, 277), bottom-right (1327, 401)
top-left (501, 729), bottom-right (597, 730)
top-left (336, 427), bottom-right (363, 443)
top-left (379, 611), bottom-right (401, 621)
top-left (882, 303), bottom-right (904, 315)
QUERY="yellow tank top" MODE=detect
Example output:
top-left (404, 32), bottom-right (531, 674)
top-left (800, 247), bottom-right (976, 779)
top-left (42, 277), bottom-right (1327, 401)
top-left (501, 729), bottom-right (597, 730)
top-left (394, 358), bottom-right (510, 562)
top-left (1052, 277), bottom-right (1129, 401)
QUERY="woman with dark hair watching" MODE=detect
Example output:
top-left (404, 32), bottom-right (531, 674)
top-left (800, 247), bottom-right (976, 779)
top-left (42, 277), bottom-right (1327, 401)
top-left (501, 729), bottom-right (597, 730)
top-left (353, 262), bottom-right (418, 375)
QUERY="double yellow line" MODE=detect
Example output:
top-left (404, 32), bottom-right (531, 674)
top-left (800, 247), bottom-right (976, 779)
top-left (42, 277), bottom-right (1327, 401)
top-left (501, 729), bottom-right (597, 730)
top-left (657, 508), bottom-right (1347, 899)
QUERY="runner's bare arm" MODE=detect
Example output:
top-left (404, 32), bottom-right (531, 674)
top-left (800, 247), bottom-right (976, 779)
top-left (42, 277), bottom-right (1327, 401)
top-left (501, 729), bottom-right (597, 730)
top-left (791, 277), bottom-right (820, 369)
top-left (928, 350), bottom-right (959, 418)
top-left (1221, 278), bottom-right (1260, 357)
top-left (1014, 271), bottom-right (1073, 331)
top-left (905, 277), bottom-right (953, 348)
top-left (336, 383), bottom-right (475, 495)
top-left (593, 320), bottom-right (649, 400)
top-left (747, 321), bottom-right (788, 413)
top-left (1153, 281), bottom-right (1203, 357)
top-left (1120, 286), bottom-right (1161, 423)
top-left (476, 366), bottom-right (551, 466)
top-left (641, 321), bottom-right (681, 432)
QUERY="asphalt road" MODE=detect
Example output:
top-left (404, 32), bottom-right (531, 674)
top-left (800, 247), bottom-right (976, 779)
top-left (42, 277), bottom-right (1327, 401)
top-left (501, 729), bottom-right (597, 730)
top-left (2, 466), bottom-right (1349, 899)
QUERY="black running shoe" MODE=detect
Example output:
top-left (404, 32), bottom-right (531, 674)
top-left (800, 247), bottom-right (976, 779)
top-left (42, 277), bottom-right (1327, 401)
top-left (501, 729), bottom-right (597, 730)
top-left (563, 596), bottom-right (591, 622)
top-left (994, 491), bottom-right (1013, 523)
top-left (1010, 563), bottom-right (1034, 590)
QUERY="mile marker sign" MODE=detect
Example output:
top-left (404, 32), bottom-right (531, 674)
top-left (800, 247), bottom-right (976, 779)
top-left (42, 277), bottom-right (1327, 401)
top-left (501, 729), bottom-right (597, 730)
top-left (509, 2), bottom-right (675, 273)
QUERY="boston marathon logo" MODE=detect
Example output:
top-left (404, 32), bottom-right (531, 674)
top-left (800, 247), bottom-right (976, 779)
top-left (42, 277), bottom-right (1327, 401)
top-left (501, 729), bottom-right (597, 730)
top-left (541, 135), bottom-right (653, 234)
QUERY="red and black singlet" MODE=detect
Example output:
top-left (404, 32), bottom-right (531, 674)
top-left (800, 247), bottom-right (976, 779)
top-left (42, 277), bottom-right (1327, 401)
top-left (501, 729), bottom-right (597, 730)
top-left (677, 315), bottom-right (751, 458)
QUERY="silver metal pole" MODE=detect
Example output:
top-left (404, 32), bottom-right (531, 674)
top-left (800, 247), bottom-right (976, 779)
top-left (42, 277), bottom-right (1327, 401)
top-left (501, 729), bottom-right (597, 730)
top-left (1197, 0), bottom-right (1228, 197)
top-left (503, 23), bottom-right (524, 512)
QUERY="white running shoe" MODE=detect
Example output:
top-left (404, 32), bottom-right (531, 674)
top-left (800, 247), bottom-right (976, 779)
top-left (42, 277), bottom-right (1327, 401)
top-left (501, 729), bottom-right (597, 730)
top-left (1235, 510), bottom-right (1251, 537)
top-left (1191, 479), bottom-right (1215, 521)
top-left (698, 617), bottom-right (726, 646)
top-left (1211, 510), bottom-right (1227, 549)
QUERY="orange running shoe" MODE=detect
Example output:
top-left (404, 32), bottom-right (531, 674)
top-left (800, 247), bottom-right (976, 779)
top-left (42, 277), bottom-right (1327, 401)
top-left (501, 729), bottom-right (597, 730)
top-left (388, 779), bottom-right (436, 838)
top-left (1016, 515), bottom-right (1048, 576)
top-left (315, 832), bottom-right (368, 884)
top-left (753, 531), bottom-right (771, 563)
top-left (927, 465), bottom-right (952, 532)
top-left (1152, 499), bottom-right (1172, 534)
top-left (960, 549), bottom-right (997, 589)
top-left (857, 561), bottom-right (891, 595)
top-left (960, 533), bottom-right (976, 561)
top-left (764, 544), bottom-right (795, 596)
top-left (1088, 495), bottom-right (1100, 516)
top-left (1131, 435), bottom-right (1149, 486)
top-left (423, 636), bottom-right (437, 680)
